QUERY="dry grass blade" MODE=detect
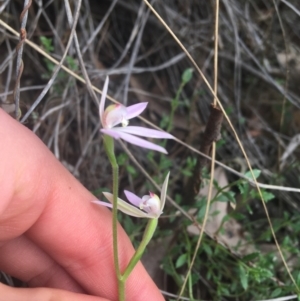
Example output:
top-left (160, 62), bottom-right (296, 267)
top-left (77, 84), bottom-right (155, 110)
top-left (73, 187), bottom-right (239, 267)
top-left (13, 0), bottom-right (32, 119)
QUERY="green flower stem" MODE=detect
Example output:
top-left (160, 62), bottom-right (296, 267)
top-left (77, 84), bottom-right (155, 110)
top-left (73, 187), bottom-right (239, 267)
top-left (122, 218), bottom-right (158, 281)
top-left (103, 136), bottom-right (159, 300)
top-left (103, 135), bottom-right (124, 300)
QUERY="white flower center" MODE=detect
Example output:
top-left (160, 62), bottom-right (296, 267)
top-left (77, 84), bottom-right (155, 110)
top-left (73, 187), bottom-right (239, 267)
top-left (104, 104), bottom-right (128, 128)
top-left (122, 118), bottom-right (129, 127)
top-left (140, 193), bottom-right (161, 215)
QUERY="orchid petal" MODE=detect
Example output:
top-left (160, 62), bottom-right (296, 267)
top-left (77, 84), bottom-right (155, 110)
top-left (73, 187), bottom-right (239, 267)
top-left (160, 172), bottom-right (170, 212)
top-left (99, 76), bottom-right (109, 126)
top-left (91, 199), bottom-right (112, 208)
top-left (101, 128), bottom-right (122, 139)
top-left (124, 190), bottom-right (143, 207)
top-left (114, 131), bottom-right (168, 154)
top-left (114, 126), bottom-right (174, 139)
top-left (125, 102), bottom-right (148, 120)
top-left (103, 192), bottom-right (152, 218)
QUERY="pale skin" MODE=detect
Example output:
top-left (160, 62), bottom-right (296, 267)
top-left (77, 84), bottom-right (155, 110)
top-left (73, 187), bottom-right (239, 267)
top-left (0, 109), bottom-right (165, 301)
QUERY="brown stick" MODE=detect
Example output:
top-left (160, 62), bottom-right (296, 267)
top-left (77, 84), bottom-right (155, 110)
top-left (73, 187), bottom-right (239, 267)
top-left (184, 104), bottom-right (223, 203)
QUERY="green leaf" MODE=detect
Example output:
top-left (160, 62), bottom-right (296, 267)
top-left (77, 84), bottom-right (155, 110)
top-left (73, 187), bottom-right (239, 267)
top-left (181, 169), bottom-right (192, 177)
top-left (216, 191), bottom-right (235, 203)
top-left (216, 138), bottom-right (225, 148)
top-left (182, 68), bottom-right (193, 83)
top-left (244, 169), bottom-right (261, 180)
top-left (239, 264), bottom-right (248, 290)
top-left (242, 252), bottom-right (260, 262)
top-left (237, 182), bottom-right (245, 194)
top-left (66, 56), bottom-right (78, 71)
top-left (117, 153), bottom-right (128, 165)
top-left (261, 190), bottom-right (275, 202)
top-left (159, 114), bottom-right (170, 129)
top-left (126, 165), bottom-right (137, 176)
top-left (40, 36), bottom-right (54, 52)
top-left (171, 97), bottom-right (179, 110)
top-left (203, 244), bottom-right (212, 256)
top-left (270, 288), bottom-right (282, 298)
top-left (175, 253), bottom-right (187, 268)
top-left (251, 267), bottom-right (273, 282)
top-left (220, 286), bottom-right (230, 296)
top-left (297, 271), bottom-right (300, 287)
top-left (197, 202), bottom-right (207, 220)
top-left (159, 157), bottom-right (172, 169)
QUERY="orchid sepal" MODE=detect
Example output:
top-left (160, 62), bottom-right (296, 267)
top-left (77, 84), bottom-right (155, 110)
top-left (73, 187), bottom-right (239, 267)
top-left (103, 192), bottom-right (152, 218)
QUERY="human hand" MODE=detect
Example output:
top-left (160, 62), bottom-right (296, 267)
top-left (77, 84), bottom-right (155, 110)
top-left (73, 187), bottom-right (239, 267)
top-left (0, 109), bottom-right (164, 301)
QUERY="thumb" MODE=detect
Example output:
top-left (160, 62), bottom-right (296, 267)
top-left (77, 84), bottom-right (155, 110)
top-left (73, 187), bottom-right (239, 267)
top-left (0, 283), bottom-right (111, 301)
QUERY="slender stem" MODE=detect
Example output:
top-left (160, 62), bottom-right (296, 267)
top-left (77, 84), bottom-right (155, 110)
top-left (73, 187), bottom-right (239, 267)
top-left (119, 279), bottom-right (125, 301)
top-left (103, 136), bottom-right (159, 300)
top-left (103, 135), bottom-right (124, 300)
top-left (122, 218), bottom-right (158, 281)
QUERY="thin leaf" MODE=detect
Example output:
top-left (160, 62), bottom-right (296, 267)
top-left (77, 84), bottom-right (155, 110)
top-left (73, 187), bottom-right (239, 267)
top-left (160, 172), bottom-right (170, 211)
top-left (239, 264), bottom-right (248, 290)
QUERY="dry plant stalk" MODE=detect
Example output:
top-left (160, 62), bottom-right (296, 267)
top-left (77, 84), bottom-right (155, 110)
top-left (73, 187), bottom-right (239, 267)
top-left (184, 104), bottom-right (223, 204)
top-left (13, 0), bottom-right (32, 119)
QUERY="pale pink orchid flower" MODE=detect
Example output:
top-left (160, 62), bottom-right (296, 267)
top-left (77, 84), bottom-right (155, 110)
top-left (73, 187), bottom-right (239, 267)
top-left (99, 77), bottom-right (174, 154)
top-left (92, 172), bottom-right (170, 218)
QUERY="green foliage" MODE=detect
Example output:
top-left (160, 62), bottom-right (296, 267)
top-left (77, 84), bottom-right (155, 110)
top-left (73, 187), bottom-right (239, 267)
top-left (40, 36), bottom-right (55, 78)
top-left (238, 169), bottom-right (275, 205)
top-left (40, 36), bottom-right (54, 52)
top-left (244, 169), bottom-right (261, 180)
top-left (65, 55), bottom-right (78, 72)
top-left (181, 156), bottom-right (197, 177)
top-left (166, 68), bottom-right (194, 132)
top-left (118, 214), bottom-right (146, 248)
top-left (110, 75), bottom-right (298, 301)
top-left (157, 162), bottom-right (299, 300)
top-left (117, 153), bottom-right (138, 178)
top-left (92, 186), bottom-right (110, 196)
top-left (39, 36), bottom-right (78, 84)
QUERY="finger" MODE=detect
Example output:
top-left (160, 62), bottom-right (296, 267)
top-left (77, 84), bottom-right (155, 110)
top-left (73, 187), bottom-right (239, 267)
top-left (0, 235), bottom-right (84, 292)
top-left (0, 109), bottom-right (164, 301)
top-left (0, 283), bottom-right (110, 301)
